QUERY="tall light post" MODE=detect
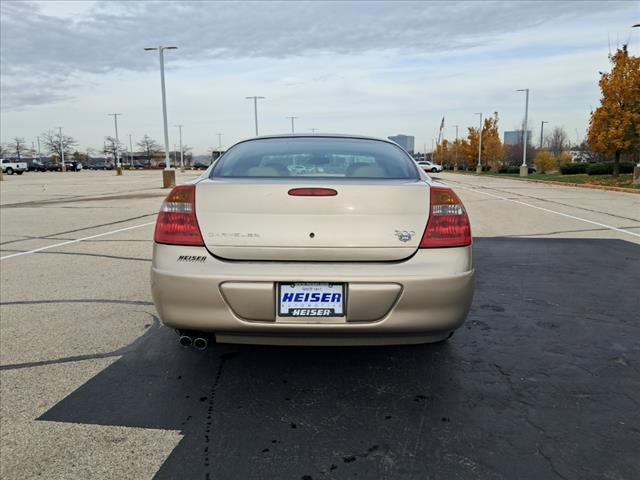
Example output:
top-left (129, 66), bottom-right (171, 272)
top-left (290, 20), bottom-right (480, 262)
top-left (474, 113), bottom-right (483, 173)
top-left (36, 136), bottom-right (42, 162)
top-left (452, 124), bottom-right (459, 171)
top-left (309, 128), bottom-right (318, 134)
top-left (517, 88), bottom-right (530, 177)
top-left (245, 96), bottom-right (265, 136)
top-left (128, 134), bottom-right (134, 166)
top-left (287, 116), bottom-right (299, 134)
top-left (540, 121), bottom-right (548, 149)
top-left (175, 124), bottom-right (184, 171)
top-left (144, 45), bottom-right (178, 188)
top-left (57, 126), bottom-right (66, 171)
top-left (217, 133), bottom-right (223, 153)
top-left (108, 113), bottom-right (122, 174)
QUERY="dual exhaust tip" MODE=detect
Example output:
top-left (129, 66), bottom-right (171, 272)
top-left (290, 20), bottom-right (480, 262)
top-left (179, 334), bottom-right (209, 350)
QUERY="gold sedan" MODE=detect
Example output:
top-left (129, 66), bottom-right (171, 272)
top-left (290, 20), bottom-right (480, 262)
top-left (151, 135), bottom-right (474, 348)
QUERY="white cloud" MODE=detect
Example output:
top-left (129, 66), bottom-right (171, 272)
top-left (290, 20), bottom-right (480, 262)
top-left (1, 0), bottom-right (637, 153)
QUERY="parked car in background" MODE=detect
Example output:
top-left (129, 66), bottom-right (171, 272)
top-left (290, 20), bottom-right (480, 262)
top-left (26, 160), bottom-right (47, 172)
top-left (192, 160), bottom-right (211, 170)
top-left (417, 160), bottom-right (443, 173)
top-left (1, 158), bottom-right (28, 175)
top-left (88, 160), bottom-right (114, 170)
top-left (43, 160), bottom-right (83, 172)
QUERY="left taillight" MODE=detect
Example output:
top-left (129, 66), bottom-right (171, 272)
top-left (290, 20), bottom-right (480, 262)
top-left (154, 185), bottom-right (204, 246)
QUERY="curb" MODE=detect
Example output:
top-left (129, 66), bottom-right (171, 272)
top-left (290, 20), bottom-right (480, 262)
top-left (446, 173), bottom-right (640, 194)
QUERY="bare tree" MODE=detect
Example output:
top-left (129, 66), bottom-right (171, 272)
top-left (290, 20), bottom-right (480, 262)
top-left (181, 144), bottom-right (193, 165)
top-left (103, 136), bottom-right (125, 163)
top-left (546, 127), bottom-right (569, 157)
top-left (0, 143), bottom-right (9, 158)
top-left (10, 137), bottom-right (29, 160)
top-left (41, 130), bottom-right (77, 162)
top-left (137, 135), bottom-right (162, 166)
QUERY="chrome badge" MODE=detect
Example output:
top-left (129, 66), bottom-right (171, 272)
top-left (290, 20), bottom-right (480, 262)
top-left (394, 230), bottom-right (415, 242)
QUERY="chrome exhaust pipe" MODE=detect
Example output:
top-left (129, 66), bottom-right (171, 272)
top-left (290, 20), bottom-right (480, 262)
top-left (179, 335), bottom-right (193, 347)
top-left (193, 337), bottom-right (208, 350)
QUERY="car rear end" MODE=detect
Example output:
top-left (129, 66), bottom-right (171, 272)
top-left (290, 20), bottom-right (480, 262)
top-left (151, 135), bottom-right (474, 346)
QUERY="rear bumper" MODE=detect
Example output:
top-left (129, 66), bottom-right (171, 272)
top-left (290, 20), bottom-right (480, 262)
top-left (151, 244), bottom-right (474, 345)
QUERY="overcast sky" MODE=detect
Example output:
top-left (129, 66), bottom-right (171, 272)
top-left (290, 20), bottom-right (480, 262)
top-left (1, 0), bottom-right (638, 155)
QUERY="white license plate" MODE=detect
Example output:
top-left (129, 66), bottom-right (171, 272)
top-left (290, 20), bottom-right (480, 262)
top-left (278, 283), bottom-right (345, 317)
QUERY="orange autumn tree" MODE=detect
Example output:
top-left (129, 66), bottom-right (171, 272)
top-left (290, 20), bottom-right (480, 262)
top-left (459, 113), bottom-right (504, 170)
top-left (482, 114), bottom-right (505, 172)
top-left (434, 139), bottom-right (455, 166)
top-left (588, 45), bottom-right (640, 177)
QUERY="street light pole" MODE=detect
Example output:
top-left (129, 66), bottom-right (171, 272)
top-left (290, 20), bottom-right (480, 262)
top-left (287, 116), bottom-right (299, 134)
top-left (128, 134), bottom-right (133, 166)
top-left (37, 136), bottom-right (42, 162)
top-left (516, 88), bottom-right (530, 177)
top-left (217, 133), bottom-right (223, 152)
top-left (540, 120), bottom-right (548, 149)
top-left (452, 124), bottom-right (459, 171)
top-left (57, 126), bottom-right (66, 171)
top-left (175, 125), bottom-right (184, 171)
top-left (474, 113), bottom-right (483, 173)
top-left (245, 96), bottom-right (265, 136)
top-left (309, 128), bottom-right (318, 134)
top-left (108, 113), bottom-right (122, 174)
top-left (144, 45), bottom-right (178, 188)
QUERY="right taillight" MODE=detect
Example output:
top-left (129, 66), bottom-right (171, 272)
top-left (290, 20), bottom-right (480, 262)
top-left (154, 185), bottom-right (204, 246)
top-left (419, 187), bottom-right (472, 248)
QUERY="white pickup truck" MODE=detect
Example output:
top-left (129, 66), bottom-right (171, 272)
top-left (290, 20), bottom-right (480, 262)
top-left (1, 158), bottom-right (27, 175)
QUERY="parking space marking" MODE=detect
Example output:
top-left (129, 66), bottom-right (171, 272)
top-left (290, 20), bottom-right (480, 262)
top-left (451, 183), bottom-right (640, 239)
top-left (0, 222), bottom-right (155, 261)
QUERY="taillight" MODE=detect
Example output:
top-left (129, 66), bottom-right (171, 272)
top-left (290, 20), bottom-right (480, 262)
top-left (154, 185), bottom-right (204, 246)
top-left (419, 187), bottom-right (472, 248)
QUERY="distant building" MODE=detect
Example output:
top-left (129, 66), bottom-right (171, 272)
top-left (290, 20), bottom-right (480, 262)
top-left (504, 130), bottom-right (532, 146)
top-left (388, 134), bottom-right (415, 154)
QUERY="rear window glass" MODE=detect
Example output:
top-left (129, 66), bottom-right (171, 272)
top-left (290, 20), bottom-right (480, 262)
top-left (211, 137), bottom-right (418, 179)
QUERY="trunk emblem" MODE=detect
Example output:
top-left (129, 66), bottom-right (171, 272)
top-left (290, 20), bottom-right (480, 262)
top-left (395, 230), bottom-right (415, 242)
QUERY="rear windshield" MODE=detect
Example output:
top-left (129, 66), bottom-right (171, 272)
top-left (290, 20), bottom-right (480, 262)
top-left (211, 137), bottom-right (419, 179)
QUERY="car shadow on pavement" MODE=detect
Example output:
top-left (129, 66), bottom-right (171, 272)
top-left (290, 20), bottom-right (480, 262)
top-left (39, 238), bottom-right (640, 480)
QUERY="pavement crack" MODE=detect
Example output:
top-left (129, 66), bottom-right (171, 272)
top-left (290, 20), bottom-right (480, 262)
top-left (0, 249), bottom-right (151, 262)
top-left (537, 446), bottom-right (570, 480)
top-left (0, 315), bottom-right (160, 371)
top-left (203, 351), bottom-right (238, 475)
top-left (0, 299), bottom-right (153, 307)
top-left (0, 212), bottom-right (157, 246)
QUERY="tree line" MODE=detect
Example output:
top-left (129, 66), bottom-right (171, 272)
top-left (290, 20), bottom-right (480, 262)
top-left (0, 133), bottom-right (195, 166)
top-left (434, 44), bottom-right (638, 178)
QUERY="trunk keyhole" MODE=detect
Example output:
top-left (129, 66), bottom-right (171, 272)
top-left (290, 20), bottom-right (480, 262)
top-left (309, 232), bottom-right (315, 238)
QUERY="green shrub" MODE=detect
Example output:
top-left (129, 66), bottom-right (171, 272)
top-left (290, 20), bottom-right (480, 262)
top-left (560, 163), bottom-right (588, 174)
top-left (587, 162), bottom-right (635, 175)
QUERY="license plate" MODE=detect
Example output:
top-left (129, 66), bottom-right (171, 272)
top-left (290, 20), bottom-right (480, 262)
top-left (278, 283), bottom-right (345, 317)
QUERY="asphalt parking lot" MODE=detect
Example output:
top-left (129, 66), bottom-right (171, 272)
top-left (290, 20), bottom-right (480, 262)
top-left (1, 170), bottom-right (639, 480)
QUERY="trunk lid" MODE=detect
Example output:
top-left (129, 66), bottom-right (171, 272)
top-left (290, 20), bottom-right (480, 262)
top-left (195, 179), bottom-right (430, 261)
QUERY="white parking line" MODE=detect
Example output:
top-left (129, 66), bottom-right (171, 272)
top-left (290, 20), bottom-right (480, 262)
top-left (452, 184), bottom-right (640, 239)
top-left (0, 222), bottom-right (156, 261)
